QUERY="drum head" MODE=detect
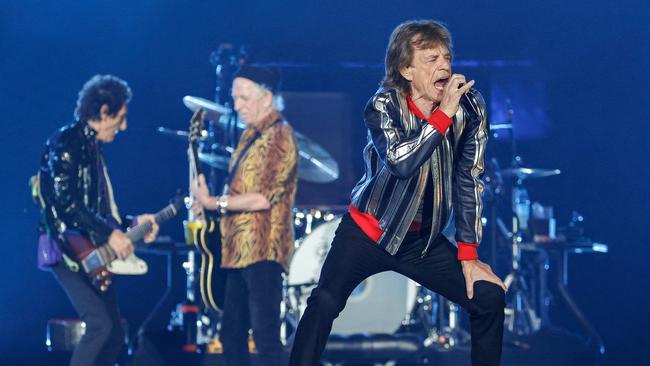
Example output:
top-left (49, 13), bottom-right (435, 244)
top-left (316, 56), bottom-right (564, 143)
top-left (288, 216), bottom-right (417, 334)
top-left (333, 271), bottom-right (416, 334)
top-left (288, 217), bottom-right (342, 286)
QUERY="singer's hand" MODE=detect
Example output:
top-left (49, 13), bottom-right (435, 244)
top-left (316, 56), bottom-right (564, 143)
top-left (461, 260), bottom-right (507, 299)
top-left (439, 73), bottom-right (474, 118)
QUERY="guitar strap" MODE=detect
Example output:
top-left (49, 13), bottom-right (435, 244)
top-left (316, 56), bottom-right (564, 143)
top-left (223, 118), bottom-right (281, 192)
top-left (97, 152), bottom-right (122, 225)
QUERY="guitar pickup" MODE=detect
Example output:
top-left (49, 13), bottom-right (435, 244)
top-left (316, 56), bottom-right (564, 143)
top-left (82, 250), bottom-right (105, 273)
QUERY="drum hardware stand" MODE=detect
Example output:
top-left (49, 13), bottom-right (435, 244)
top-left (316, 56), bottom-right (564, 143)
top-left (280, 275), bottom-right (300, 346)
top-left (502, 178), bottom-right (541, 336)
top-left (167, 247), bottom-right (201, 351)
top-left (403, 286), bottom-right (469, 349)
top-left (400, 285), bottom-right (432, 331)
top-left (168, 257), bottom-right (216, 352)
top-left (491, 102), bottom-right (541, 336)
top-left (531, 247), bottom-right (552, 327)
top-left (423, 294), bottom-right (470, 349)
top-left (169, 179), bottom-right (204, 352)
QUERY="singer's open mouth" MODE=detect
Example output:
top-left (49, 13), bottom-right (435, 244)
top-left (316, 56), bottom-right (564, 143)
top-left (433, 77), bottom-right (449, 91)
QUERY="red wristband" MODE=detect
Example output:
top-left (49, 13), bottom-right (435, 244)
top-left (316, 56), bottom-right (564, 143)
top-left (458, 242), bottom-right (479, 261)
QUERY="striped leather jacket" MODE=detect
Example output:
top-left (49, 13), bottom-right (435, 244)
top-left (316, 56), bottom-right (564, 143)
top-left (350, 87), bottom-right (488, 258)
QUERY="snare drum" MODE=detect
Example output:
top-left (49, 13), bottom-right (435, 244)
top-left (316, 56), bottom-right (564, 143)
top-left (288, 216), bottom-right (418, 335)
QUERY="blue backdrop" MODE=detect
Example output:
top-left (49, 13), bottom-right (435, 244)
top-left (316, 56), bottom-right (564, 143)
top-left (1, 1), bottom-right (648, 364)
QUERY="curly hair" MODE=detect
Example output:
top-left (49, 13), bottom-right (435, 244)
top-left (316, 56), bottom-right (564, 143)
top-left (381, 20), bottom-right (453, 94)
top-left (74, 74), bottom-right (132, 122)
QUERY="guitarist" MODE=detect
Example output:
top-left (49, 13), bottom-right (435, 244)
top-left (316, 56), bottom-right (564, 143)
top-left (35, 75), bottom-right (159, 366)
top-left (192, 65), bottom-right (298, 366)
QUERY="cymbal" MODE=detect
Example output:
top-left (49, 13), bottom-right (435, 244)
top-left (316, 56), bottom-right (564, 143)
top-left (183, 96), bottom-right (230, 121)
top-left (196, 134), bottom-right (339, 183)
top-left (499, 167), bottom-right (561, 180)
top-left (294, 131), bottom-right (339, 183)
top-left (181, 95), bottom-right (339, 183)
top-left (212, 112), bottom-right (339, 183)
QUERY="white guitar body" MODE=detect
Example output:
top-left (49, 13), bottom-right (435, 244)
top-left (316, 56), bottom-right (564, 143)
top-left (107, 254), bottom-right (148, 275)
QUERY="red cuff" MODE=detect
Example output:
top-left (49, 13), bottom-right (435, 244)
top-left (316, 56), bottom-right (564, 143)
top-left (427, 108), bottom-right (453, 134)
top-left (457, 242), bottom-right (479, 261)
top-left (348, 204), bottom-right (383, 242)
top-left (406, 95), bottom-right (453, 134)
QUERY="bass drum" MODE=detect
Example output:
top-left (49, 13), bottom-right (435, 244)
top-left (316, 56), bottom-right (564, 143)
top-left (288, 216), bottom-right (418, 335)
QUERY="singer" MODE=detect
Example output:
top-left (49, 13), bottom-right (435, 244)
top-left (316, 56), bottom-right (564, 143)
top-left (289, 20), bottom-right (507, 366)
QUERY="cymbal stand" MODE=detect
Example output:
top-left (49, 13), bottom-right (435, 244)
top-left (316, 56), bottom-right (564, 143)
top-left (495, 101), bottom-right (540, 336)
top-left (168, 139), bottom-right (203, 351)
top-left (280, 275), bottom-right (300, 346)
top-left (503, 178), bottom-right (541, 335)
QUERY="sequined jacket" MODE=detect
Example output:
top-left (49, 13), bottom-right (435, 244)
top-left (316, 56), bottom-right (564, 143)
top-left (38, 121), bottom-right (124, 247)
top-left (350, 88), bottom-right (488, 257)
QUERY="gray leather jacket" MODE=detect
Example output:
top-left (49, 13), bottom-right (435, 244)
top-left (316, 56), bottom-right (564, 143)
top-left (350, 88), bottom-right (488, 256)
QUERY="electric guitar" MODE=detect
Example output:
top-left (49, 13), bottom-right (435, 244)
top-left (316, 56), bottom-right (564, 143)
top-left (62, 196), bottom-right (184, 291)
top-left (187, 109), bottom-right (227, 312)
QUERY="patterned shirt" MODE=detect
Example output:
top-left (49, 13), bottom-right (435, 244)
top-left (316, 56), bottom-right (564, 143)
top-left (220, 111), bottom-right (298, 270)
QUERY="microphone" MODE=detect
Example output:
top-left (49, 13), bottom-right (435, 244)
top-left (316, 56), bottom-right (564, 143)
top-left (458, 83), bottom-right (479, 115)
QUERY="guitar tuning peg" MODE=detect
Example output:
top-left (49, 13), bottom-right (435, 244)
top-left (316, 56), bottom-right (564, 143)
top-left (105, 279), bottom-right (112, 286)
top-left (101, 270), bottom-right (108, 277)
top-left (100, 284), bottom-right (108, 292)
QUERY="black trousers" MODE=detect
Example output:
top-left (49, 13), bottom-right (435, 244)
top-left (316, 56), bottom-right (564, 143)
top-left (52, 262), bottom-right (124, 366)
top-left (289, 214), bottom-right (505, 366)
top-left (221, 260), bottom-right (284, 366)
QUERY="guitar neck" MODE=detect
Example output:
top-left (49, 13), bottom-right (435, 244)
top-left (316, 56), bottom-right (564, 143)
top-left (187, 108), bottom-right (206, 222)
top-left (125, 203), bottom-right (178, 243)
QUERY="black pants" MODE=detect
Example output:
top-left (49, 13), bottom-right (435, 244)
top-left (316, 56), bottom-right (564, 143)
top-left (52, 262), bottom-right (124, 366)
top-left (289, 214), bottom-right (505, 366)
top-left (221, 260), bottom-right (284, 366)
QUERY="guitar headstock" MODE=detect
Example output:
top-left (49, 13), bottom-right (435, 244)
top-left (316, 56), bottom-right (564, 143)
top-left (189, 109), bottom-right (207, 144)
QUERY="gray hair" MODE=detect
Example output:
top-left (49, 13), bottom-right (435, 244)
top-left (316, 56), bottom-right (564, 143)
top-left (253, 82), bottom-right (285, 112)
